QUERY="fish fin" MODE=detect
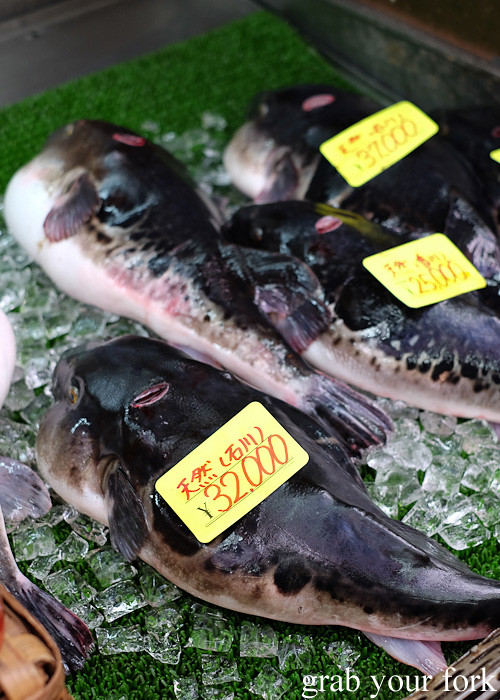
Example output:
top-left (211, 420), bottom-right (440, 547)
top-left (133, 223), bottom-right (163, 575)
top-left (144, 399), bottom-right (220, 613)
top-left (228, 244), bottom-right (331, 353)
top-left (0, 509), bottom-right (94, 672)
top-left (255, 152), bottom-right (298, 203)
top-left (105, 462), bottom-right (148, 562)
top-left (8, 576), bottom-right (95, 673)
top-left (363, 631), bottom-right (447, 676)
top-left (0, 457), bottom-right (51, 521)
top-left (44, 172), bottom-right (101, 242)
top-left (406, 628), bottom-right (500, 698)
top-left (254, 283), bottom-right (330, 353)
top-left (302, 372), bottom-right (392, 454)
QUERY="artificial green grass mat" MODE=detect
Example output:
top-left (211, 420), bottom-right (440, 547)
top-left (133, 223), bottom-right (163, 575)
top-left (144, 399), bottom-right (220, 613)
top-left (0, 9), bottom-right (355, 194)
top-left (1, 9), bottom-right (499, 700)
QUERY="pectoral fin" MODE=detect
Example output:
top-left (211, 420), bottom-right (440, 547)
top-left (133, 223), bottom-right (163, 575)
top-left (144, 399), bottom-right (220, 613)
top-left (44, 172), bottom-right (101, 242)
top-left (228, 245), bottom-right (332, 352)
top-left (103, 459), bottom-right (148, 562)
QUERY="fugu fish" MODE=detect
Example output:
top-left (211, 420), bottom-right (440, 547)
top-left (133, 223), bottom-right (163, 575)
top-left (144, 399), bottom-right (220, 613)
top-left (223, 200), bottom-right (500, 422)
top-left (36, 334), bottom-right (500, 675)
top-left (3, 119), bottom-right (390, 455)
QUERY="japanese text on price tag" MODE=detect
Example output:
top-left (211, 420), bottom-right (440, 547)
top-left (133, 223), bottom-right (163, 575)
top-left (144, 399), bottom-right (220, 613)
top-left (319, 101), bottom-right (439, 187)
top-left (155, 402), bottom-right (309, 542)
top-left (362, 233), bottom-right (487, 308)
top-left (490, 149), bottom-right (500, 164)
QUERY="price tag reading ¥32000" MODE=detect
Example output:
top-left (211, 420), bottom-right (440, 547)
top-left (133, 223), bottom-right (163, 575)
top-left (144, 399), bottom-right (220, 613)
top-left (155, 402), bottom-right (309, 543)
top-left (362, 234), bottom-right (487, 308)
top-left (320, 101), bottom-right (439, 187)
top-left (490, 149), bottom-right (500, 164)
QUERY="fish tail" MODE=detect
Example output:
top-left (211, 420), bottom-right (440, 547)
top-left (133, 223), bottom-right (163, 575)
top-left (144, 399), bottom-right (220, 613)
top-left (303, 373), bottom-right (393, 455)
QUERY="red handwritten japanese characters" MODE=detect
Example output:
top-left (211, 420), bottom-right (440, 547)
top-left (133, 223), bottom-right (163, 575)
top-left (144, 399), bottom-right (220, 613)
top-left (175, 424), bottom-right (289, 517)
top-left (337, 110), bottom-right (419, 173)
top-left (386, 249), bottom-right (472, 298)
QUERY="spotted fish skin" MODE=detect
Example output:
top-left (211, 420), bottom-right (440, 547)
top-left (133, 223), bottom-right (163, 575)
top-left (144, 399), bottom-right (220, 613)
top-left (36, 335), bottom-right (500, 674)
top-left (3, 119), bottom-right (391, 454)
top-left (223, 200), bottom-right (500, 421)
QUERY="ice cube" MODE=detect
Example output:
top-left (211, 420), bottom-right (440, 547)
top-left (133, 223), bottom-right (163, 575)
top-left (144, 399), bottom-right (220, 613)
top-left (96, 624), bottom-right (144, 655)
top-left (145, 630), bottom-right (182, 664)
top-left (419, 411), bottom-right (457, 436)
top-left (239, 621), bottom-right (279, 658)
top-left (323, 639), bottom-right (362, 670)
top-left (438, 512), bottom-right (491, 550)
top-left (201, 653), bottom-right (240, 685)
top-left (65, 512), bottom-right (108, 545)
top-left (139, 565), bottom-right (182, 606)
top-left (186, 608), bottom-right (233, 653)
top-left (249, 664), bottom-right (292, 699)
top-left (421, 455), bottom-right (467, 496)
top-left (96, 580), bottom-right (147, 622)
top-left (455, 419), bottom-right (498, 454)
top-left (401, 495), bottom-right (448, 537)
top-left (277, 633), bottom-right (314, 670)
top-left (87, 547), bottom-right (137, 588)
top-left (12, 524), bottom-right (57, 560)
top-left (173, 674), bottom-right (199, 699)
top-left (44, 567), bottom-right (97, 606)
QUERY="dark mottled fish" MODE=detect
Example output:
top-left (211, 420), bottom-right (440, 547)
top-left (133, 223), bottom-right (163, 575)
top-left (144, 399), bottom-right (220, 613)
top-left (223, 83), bottom-right (381, 203)
top-left (0, 459), bottom-right (94, 672)
top-left (224, 84), bottom-right (499, 252)
top-left (223, 200), bottom-right (500, 422)
top-left (4, 119), bottom-right (390, 455)
top-left (36, 335), bottom-right (500, 675)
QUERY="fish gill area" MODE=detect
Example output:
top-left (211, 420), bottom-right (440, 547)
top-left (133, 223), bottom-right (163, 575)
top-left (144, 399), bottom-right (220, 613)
top-left (0, 111), bottom-right (499, 700)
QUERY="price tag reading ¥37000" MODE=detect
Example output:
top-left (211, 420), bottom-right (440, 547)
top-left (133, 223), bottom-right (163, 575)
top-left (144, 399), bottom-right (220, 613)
top-left (490, 149), bottom-right (500, 164)
top-left (155, 402), bottom-right (309, 543)
top-left (320, 101), bottom-right (439, 187)
top-left (362, 234), bottom-right (487, 308)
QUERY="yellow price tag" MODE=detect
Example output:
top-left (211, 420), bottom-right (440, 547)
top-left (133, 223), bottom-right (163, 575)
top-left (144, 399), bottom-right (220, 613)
top-left (490, 149), bottom-right (500, 164)
top-left (155, 402), bottom-right (309, 543)
top-left (320, 101), bottom-right (439, 187)
top-left (362, 233), bottom-right (487, 308)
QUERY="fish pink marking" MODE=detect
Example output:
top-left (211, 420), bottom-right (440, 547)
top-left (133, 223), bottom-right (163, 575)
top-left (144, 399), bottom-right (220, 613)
top-left (315, 215), bottom-right (342, 234)
top-left (302, 94), bottom-right (336, 111)
top-left (112, 133), bottom-right (146, 147)
top-left (131, 382), bottom-right (170, 408)
top-left (490, 126), bottom-right (500, 139)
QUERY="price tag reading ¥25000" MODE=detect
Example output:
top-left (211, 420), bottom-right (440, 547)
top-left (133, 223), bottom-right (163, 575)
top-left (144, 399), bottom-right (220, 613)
top-left (155, 402), bottom-right (309, 543)
top-left (490, 149), bottom-right (500, 164)
top-left (320, 101), bottom-right (439, 187)
top-left (362, 234), bottom-right (487, 308)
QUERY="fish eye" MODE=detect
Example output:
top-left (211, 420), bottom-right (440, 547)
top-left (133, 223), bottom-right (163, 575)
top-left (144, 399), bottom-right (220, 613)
top-left (67, 380), bottom-right (82, 405)
top-left (252, 226), bottom-right (264, 242)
